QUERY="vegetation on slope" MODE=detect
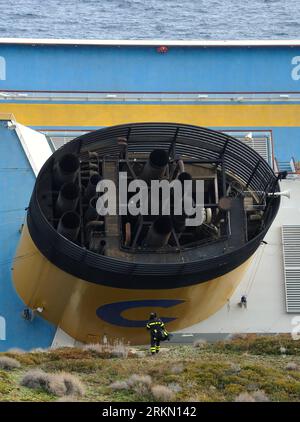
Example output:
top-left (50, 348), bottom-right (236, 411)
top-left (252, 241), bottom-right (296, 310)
top-left (0, 334), bottom-right (299, 402)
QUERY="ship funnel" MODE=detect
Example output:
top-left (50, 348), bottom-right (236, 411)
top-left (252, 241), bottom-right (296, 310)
top-left (56, 182), bottom-right (79, 215)
top-left (140, 149), bottom-right (168, 182)
top-left (57, 211), bottom-right (80, 241)
top-left (53, 153), bottom-right (80, 187)
top-left (145, 216), bottom-right (172, 247)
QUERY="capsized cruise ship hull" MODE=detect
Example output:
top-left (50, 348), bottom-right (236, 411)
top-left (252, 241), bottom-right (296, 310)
top-left (1, 39), bottom-right (299, 351)
top-left (12, 123), bottom-right (280, 344)
top-left (13, 225), bottom-right (253, 344)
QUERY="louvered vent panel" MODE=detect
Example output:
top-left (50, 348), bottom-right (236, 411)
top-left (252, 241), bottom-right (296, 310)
top-left (282, 225), bottom-right (300, 313)
top-left (51, 136), bottom-right (74, 150)
top-left (239, 137), bottom-right (269, 164)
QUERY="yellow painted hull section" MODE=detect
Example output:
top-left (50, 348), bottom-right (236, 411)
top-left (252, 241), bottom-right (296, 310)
top-left (1, 103), bottom-right (300, 127)
top-left (12, 225), bottom-right (251, 344)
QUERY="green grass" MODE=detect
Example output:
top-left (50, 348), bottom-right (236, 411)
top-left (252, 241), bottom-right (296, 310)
top-left (0, 335), bottom-right (299, 402)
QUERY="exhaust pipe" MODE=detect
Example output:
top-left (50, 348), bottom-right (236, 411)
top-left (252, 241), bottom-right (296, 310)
top-left (53, 153), bottom-right (80, 187)
top-left (57, 211), bottom-right (80, 241)
top-left (84, 174), bottom-right (102, 201)
top-left (56, 182), bottom-right (79, 216)
top-left (145, 216), bottom-right (172, 247)
top-left (172, 214), bottom-right (186, 233)
top-left (84, 196), bottom-right (99, 224)
top-left (140, 149), bottom-right (168, 182)
top-left (178, 171), bottom-right (192, 183)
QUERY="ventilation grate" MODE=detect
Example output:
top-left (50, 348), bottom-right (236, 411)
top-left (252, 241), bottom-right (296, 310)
top-left (282, 225), bottom-right (300, 313)
top-left (229, 134), bottom-right (271, 165)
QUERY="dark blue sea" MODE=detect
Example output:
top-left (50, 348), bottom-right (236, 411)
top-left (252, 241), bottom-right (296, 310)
top-left (0, 0), bottom-right (300, 40)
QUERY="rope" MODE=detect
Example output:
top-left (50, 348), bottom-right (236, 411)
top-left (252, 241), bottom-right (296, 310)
top-left (245, 242), bottom-right (267, 297)
top-left (0, 251), bottom-right (39, 268)
top-left (243, 248), bottom-right (260, 294)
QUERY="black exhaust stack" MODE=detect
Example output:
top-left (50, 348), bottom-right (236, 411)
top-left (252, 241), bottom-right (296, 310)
top-left (145, 216), bottom-right (172, 247)
top-left (55, 182), bottom-right (79, 216)
top-left (53, 153), bottom-right (80, 187)
top-left (57, 211), bottom-right (80, 241)
top-left (84, 196), bottom-right (99, 224)
top-left (84, 174), bottom-right (102, 201)
top-left (140, 149), bottom-right (168, 182)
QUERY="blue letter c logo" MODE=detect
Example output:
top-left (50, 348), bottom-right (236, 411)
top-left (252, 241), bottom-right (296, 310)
top-left (96, 299), bottom-right (184, 327)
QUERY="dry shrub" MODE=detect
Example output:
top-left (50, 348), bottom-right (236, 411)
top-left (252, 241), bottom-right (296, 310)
top-left (82, 344), bottom-right (104, 354)
top-left (167, 382), bottom-right (182, 393)
top-left (235, 392), bottom-right (255, 402)
top-left (47, 375), bottom-right (67, 397)
top-left (109, 380), bottom-right (129, 390)
top-left (133, 383), bottom-right (149, 396)
top-left (111, 339), bottom-right (129, 358)
top-left (20, 369), bottom-right (85, 397)
top-left (132, 351), bottom-right (146, 358)
top-left (127, 374), bottom-right (152, 388)
top-left (235, 390), bottom-right (269, 402)
top-left (82, 339), bottom-right (129, 359)
top-left (20, 369), bottom-right (49, 389)
top-left (158, 348), bottom-right (170, 355)
top-left (151, 385), bottom-right (175, 401)
top-left (109, 374), bottom-right (153, 396)
top-left (127, 374), bottom-right (152, 396)
top-left (51, 348), bottom-right (89, 360)
top-left (186, 393), bottom-right (210, 402)
top-left (228, 363), bottom-right (241, 374)
top-left (247, 383), bottom-right (259, 391)
top-left (285, 362), bottom-right (298, 371)
top-left (0, 356), bottom-right (21, 370)
top-left (251, 390), bottom-right (269, 402)
top-left (170, 363), bottom-right (184, 374)
top-left (193, 339), bottom-right (207, 349)
top-left (58, 372), bottom-right (85, 396)
top-left (127, 347), bottom-right (146, 357)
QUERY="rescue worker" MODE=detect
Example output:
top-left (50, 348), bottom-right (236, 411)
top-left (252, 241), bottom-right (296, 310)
top-left (240, 295), bottom-right (247, 309)
top-left (146, 312), bottom-right (169, 355)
